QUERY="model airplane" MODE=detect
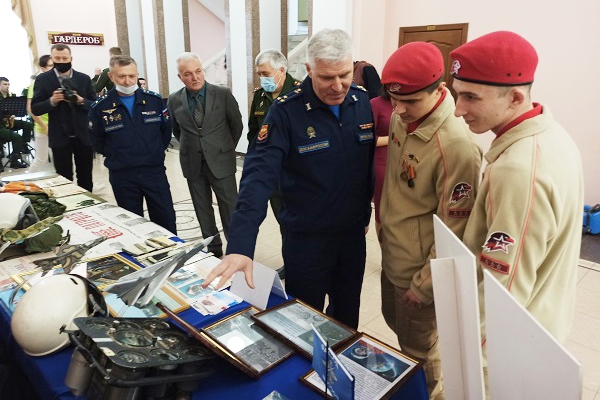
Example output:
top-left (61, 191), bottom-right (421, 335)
top-left (32, 235), bottom-right (107, 273)
top-left (102, 236), bottom-right (215, 308)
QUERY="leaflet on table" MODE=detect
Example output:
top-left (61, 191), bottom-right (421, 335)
top-left (0, 251), bottom-right (59, 291)
top-left (44, 182), bottom-right (87, 197)
top-left (55, 192), bottom-right (106, 212)
top-left (192, 290), bottom-right (243, 316)
top-left (165, 255), bottom-right (232, 304)
top-left (28, 175), bottom-right (71, 188)
top-left (57, 203), bottom-right (173, 259)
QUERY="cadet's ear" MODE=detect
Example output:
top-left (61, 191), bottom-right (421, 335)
top-left (509, 87), bottom-right (527, 108)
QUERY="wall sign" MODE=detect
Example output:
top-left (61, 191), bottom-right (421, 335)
top-left (48, 31), bottom-right (104, 46)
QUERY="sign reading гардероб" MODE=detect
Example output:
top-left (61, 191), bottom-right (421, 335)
top-left (48, 32), bottom-right (104, 46)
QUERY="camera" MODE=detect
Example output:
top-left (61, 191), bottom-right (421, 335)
top-left (60, 78), bottom-right (79, 103)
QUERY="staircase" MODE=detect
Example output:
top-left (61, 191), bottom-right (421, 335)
top-left (287, 22), bottom-right (308, 81)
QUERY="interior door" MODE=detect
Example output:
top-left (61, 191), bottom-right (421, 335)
top-left (399, 23), bottom-right (469, 99)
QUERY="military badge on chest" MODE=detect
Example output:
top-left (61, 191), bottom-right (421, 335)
top-left (102, 107), bottom-right (124, 132)
top-left (400, 151), bottom-right (419, 188)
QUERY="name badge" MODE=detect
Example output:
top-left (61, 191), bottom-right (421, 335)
top-left (297, 140), bottom-right (330, 154)
top-left (143, 117), bottom-right (161, 123)
top-left (355, 131), bottom-right (374, 142)
top-left (105, 123), bottom-right (124, 132)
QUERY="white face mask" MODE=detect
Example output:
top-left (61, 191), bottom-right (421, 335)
top-left (115, 83), bottom-right (137, 95)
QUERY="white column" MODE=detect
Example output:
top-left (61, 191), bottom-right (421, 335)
top-left (287, 0), bottom-right (298, 35)
top-left (125, 0), bottom-right (146, 82)
top-left (259, 0), bottom-right (282, 51)
top-left (140, 0), bottom-right (159, 93)
top-left (228, 2), bottom-right (250, 153)
top-left (163, 1), bottom-right (186, 94)
top-left (312, 0), bottom-right (352, 34)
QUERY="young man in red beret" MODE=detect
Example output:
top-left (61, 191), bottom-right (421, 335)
top-left (452, 31), bottom-right (584, 344)
top-left (379, 42), bottom-right (482, 400)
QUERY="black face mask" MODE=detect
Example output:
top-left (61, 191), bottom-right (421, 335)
top-left (54, 62), bottom-right (72, 73)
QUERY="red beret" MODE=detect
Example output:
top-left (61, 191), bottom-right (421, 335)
top-left (450, 31), bottom-right (538, 86)
top-left (381, 42), bottom-right (444, 95)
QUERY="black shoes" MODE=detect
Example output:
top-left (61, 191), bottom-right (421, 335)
top-left (9, 159), bottom-right (27, 169)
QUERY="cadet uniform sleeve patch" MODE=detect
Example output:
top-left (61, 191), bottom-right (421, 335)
top-left (483, 231), bottom-right (515, 254)
top-left (257, 124), bottom-right (269, 143)
top-left (450, 182), bottom-right (473, 203)
top-left (480, 254), bottom-right (510, 275)
top-left (162, 108), bottom-right (169, 121)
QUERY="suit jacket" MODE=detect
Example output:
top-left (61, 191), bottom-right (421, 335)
top-left (168, 82), bottom-right (243, 180)
top-left (31, 69), bottom-right (96, 148)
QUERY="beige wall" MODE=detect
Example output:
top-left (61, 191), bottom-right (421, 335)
top-left (188, 0), bottom-right (226, 62)
top-left (29, 0), bottom-right (118, 79)
top-left (354, 0), bottom-right (600, 205)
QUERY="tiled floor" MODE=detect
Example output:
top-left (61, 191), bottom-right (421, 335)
top-left (2, 146), bottom-right (600, 399)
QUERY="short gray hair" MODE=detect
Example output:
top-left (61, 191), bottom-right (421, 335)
top-left (110, 55), bottom-right (137, 69)
top-left (255, 49), bottom-right (287, 72)
top-left (306, 29), bottom-right (353, 68)
top-left (176, 52), bottom-right (203, 69)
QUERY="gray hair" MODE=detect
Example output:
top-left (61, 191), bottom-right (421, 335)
top-left (176, 52), bottom-right (203, 69)
top-left (110, 55), bottom-right (137, 69)
top-left (306, 29), bottom-right (353, 68)
top-left (255, 49), bottom-right (287, 72)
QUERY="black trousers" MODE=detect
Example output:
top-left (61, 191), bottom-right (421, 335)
top-left (52, 137), bottom-right (93, 192)
top-left (109, 167), bottom-right (177, 234)
top-left (282, 224), bottom-right (366, 329)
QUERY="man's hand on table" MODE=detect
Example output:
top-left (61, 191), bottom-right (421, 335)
top-left (202, 254), bottom-right (254, 290)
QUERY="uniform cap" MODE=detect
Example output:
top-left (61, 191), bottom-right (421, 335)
top-left (381, 42), bottom-right (444, 95)
top-left (450, 31), bottom-right (538, 86)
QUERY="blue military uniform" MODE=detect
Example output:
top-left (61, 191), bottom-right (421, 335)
top-left (227, 77), bottom-right (375, 328)
top-left (89, 88), bottom-right (177, 234)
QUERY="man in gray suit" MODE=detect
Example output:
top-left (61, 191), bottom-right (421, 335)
top-left (168, 52), bottom-right (243, 257)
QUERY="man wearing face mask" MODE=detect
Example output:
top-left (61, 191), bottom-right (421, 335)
top-left (247, 49), bottom-right (300, 144)
top-left (31, 44), bottom-right (97, 191)
top-left (88, 56), bottom-right (177, 234)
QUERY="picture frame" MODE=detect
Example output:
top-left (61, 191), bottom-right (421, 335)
top-left (200, 306), bottom-right (295, 378)
top-left (85, 254), bottom-right (140, 290)
top-left (300, 333), bottom-right (422, 400)
top-left (251, 299), bottom-right (357, 359)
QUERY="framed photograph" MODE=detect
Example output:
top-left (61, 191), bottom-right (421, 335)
top-left (301, 333), bottom-right (422, 400)
top-left (200, 306), bottom-right (295, 378)
top-left (251, 299), bottom-right (357, 359)
top-left (104, 286), bottom-right (188, 318)
top-left (85, 254), bottom-right (140, 289)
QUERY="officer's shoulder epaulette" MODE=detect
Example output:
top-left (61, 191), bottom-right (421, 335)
top-left (91, 94), bottom-right (108, 108)
top-left (351, 84), bottom-right (367, 92)
top-left (253, 86), bottom-right (261, 92)
top-left (293, 80), bottom-right (301, 86)
top-left (143, 89), bottom-right (163, 99)
top-left (274, 87), bottom-right (303, 104)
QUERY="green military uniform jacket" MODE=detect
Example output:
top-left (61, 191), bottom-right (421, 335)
top-left (247, 73), bottom-right (300, 143)
top-left (92, 68), bottom-right (114, 93)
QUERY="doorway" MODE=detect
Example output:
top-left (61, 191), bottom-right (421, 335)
top-left (398, 23), bottom-right (468, 99)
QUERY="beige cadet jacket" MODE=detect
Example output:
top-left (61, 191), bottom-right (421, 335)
top-left (380, 89), bottom-right (482, 304)
top-left (463, 106), bottom-right (584, 343)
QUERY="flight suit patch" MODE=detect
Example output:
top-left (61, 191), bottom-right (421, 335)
top-left (297, 140), bottom-right (330, 154)
top-left (257, 124), bottom-right (269, 143)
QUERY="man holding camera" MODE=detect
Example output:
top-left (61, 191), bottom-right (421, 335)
top-left (31, 44), bottom-right (96, 191)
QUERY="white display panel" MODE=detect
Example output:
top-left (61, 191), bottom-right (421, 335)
top-left (431, 215), bottom-right (485, 400)
top-left (484, 270), bottom-right (582, 400)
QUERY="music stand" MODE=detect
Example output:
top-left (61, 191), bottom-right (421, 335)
top-left (1, 96), bottom-right (32, 171)
top-left (1, 96), bottom-right (28, 119)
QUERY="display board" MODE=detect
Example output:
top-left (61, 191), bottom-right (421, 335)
top-left (430, 215), bottom-right (485, 400)
top-left (484, 270), bottom-right (582, 399)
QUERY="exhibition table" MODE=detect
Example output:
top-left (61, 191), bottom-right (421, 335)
top-left (0, 292), bottom-right (429, 399)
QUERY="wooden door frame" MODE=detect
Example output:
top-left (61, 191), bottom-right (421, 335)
top-left (399, 23), bottom-right (469, 47)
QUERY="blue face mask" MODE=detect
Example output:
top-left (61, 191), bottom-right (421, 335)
top-left (260, 71), bottom-right (281, 93)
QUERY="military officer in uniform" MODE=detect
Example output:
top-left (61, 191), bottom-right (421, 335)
top-left (248, 49), bottom-right (300, 144)
top-left (203, 29), bottom-right (376, 329)
top-left (89, 55), bottom-right (177, 234)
